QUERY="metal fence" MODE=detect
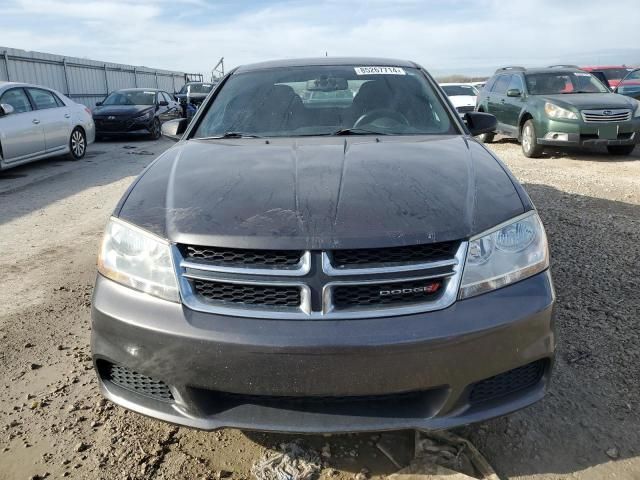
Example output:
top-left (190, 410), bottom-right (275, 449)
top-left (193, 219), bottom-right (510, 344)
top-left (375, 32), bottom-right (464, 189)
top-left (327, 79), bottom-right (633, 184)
top-left (0, 46), bottom-right (203, 108)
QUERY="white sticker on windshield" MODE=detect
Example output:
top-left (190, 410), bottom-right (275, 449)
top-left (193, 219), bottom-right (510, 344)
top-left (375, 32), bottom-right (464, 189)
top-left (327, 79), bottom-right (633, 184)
top-left (574, 72), bottom-right (592, 77)
top-left (354, 66), bottom-right (406, 75)
top-left (143, 91), bottom-right (156, 94)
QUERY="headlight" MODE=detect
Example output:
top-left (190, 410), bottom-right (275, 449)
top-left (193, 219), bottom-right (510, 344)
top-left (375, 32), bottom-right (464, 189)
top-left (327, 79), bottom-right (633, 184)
top-left (459, 212), bottom-right (549, 299)
top-left (633, 102), bottom-right (640, 118)
top-left (544, 102), bottom-right (577, 120)
top-left (135, 110), bottom-right (153, 121)
top-left (97, 217), bottom-right (179, 302)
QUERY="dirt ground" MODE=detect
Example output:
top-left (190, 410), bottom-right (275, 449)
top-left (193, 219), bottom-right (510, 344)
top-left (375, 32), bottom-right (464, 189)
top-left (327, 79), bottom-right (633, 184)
top-left (0, 136), bottom-right (639, 480)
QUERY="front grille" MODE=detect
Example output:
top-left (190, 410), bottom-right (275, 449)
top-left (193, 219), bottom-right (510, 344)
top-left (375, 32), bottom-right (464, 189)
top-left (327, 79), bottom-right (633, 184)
top-left (331, 242), bottom-right (457, 269)
top-left (95, 118), bottom-right (134, 132)
top-left (100, 362), bottom-right (173, 402)
top-left (191, 386), bottom-right (445, 417)
top-left (333, 278), bottom-right (443, 309)
top-left (469, 360), bottom-right (545, 405)
top-left (182, 245), bottom-right (303, 268)
top-left (175, 241), bottom-right (464, 319)
top-left (581, 109), bottom-right (631, 123)
top-left (193, 279), bottom-right (301, 307)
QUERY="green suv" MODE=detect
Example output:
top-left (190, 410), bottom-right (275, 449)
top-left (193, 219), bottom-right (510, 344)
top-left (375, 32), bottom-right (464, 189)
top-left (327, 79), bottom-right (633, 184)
top-left (476, 66), bottom-right (640, 157)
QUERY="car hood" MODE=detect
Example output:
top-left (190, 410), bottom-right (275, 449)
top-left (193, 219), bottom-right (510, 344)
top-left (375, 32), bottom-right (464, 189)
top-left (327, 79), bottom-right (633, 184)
top-left (448, 96), bottom-right (477, 108)
top-left (93, 105), bottom-right (153, 118)
top-left (541, 92), bottom-right (636, 110)
top-left (117, 136), bottom-right (526, 250)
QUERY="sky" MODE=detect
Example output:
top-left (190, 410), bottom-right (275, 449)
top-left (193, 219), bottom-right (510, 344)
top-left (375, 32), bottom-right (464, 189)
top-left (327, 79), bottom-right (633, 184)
top-left (2, 0), bottom-right (640, 78)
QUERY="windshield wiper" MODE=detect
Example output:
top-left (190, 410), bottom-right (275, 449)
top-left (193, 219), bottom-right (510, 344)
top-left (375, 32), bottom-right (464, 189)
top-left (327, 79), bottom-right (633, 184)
top-left (200, 132), bottom-right (263, 139)
top-left (561, 90), bottom-right (597, 94)
top-left (332, 128), bottom-right (389, 136)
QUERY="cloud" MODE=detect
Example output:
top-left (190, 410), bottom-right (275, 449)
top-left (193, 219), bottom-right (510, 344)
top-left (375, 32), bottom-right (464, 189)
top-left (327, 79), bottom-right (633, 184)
top-left (1, 0), bottom-right (639, 76)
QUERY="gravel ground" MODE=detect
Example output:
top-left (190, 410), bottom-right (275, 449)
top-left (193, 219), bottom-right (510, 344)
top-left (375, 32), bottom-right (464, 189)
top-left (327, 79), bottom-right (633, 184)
top-left (0, 137), bottom-right (638, 479)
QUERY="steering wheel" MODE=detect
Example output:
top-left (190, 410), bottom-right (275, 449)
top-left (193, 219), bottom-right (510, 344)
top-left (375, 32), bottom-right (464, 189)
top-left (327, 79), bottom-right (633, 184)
top-left (353, 109), bottom-right (410, 129)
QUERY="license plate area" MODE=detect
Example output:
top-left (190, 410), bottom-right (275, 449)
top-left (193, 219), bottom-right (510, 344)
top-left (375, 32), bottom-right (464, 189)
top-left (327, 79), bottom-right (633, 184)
top-left (598, 125), bottom-right (618, 140)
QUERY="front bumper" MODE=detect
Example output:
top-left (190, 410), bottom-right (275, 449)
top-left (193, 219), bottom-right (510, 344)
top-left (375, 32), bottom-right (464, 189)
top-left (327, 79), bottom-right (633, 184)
top-left (537, 117), bottom-right (640, 146)
top-left (91, 271), bottom-right (556, 433)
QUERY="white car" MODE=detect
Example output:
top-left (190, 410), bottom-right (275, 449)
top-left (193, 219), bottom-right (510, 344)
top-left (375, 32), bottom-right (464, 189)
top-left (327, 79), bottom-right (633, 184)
top-left (439, 83), bottom-right (478, 116)
top-left (0, 81), bottom-right (95, 171)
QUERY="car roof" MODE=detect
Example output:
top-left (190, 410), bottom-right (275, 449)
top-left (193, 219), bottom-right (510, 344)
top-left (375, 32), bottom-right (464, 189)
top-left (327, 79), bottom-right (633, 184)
top-left (495, 67), bottom-right (581, 76)
top-left (114, 88), bottom-right (161, 92)
top-left (235, 57), bottom-right (418, 73)
top-left (0, 81), bottom-right (56, 90)
top-left (582, 65), bottom-right (631, 70)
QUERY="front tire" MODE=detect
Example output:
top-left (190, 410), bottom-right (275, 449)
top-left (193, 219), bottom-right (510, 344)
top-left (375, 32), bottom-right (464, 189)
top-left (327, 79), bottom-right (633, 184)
top-left (67, 127), bottom-right (86, 160)
top-left (606, 145), bottom-right (635, 156)
top-left (150, 118), bottom-right (161, 140)
top-left (521, 120), bottom-right (544, 158)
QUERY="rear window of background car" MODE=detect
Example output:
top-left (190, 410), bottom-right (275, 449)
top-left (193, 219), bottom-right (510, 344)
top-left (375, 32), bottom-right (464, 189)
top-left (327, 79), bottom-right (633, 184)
top-left (27, 88), bottom-right (61, 110)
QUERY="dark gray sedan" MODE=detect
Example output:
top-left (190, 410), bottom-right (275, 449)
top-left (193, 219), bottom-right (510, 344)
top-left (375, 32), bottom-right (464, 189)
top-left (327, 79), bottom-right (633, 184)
top-left (91, 57), bottom-right (555, 433)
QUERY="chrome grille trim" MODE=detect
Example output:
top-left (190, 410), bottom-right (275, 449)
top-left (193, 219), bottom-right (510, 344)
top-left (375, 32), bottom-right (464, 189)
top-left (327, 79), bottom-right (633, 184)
top-left (178, 269), bottom-right (313, 318)
top-left (172, 242), bottom-right (467, 320)
top-left (581, 109), bottom-right (631, 123)
top-left (181, 250), bottom-right (311, 277)
top-left (322, 251), bottom-right (458, 276)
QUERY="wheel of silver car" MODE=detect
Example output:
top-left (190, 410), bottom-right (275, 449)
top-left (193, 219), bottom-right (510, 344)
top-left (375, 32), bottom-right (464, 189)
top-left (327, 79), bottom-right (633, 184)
top-left (150, 118), bottom-right (161, 140)
top-left (521, 120), bottom-right (544, 158)
top-left (68, 128), bottom-right (86, 160)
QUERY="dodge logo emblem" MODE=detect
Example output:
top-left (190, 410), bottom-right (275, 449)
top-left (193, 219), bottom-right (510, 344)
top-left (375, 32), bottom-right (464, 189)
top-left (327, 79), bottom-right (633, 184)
top-left (379, 283), bottom-right (440, 297)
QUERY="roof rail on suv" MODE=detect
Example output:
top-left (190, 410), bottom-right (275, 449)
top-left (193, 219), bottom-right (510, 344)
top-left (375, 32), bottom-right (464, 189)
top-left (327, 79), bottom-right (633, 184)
top-left (548, 64), bottom-right (580, 69)
top-left (494, 66), bottom-right (526, 74)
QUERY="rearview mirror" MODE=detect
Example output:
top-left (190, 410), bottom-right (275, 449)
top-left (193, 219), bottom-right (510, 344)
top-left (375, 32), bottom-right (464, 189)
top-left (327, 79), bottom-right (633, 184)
top-left (161, 118), bottom-right (189, 141)
top-left (464, 112), bottom-right (497, 137)
top-left (159, 100), bottom-right (169, 107)
top-left (306, 76), bottom-right (348, 91)
top-left (506, 89), bottom-right (522, 97)
top-left (95, 101), bottom-right (103, 106)
top-left (0, 103), bottom-right (15, 116)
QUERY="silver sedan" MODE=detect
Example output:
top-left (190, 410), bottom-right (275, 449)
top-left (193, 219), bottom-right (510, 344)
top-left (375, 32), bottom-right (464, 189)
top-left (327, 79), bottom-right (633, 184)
top-left (0, 81), bottom-right (95, 170)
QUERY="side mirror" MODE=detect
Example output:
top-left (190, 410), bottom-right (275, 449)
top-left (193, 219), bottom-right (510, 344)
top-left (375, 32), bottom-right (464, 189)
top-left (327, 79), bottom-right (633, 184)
top-left (159, 100), bottom-right (169, 107)
top-left (0, 103), bottom-right (15, 116)
top-left (95, 101), bottom-right (103, 106)
top-left (161, 118), bottom-right (189, 141)
top-left (464, 112), bottom-right (497, 137)
top-left (506, 89), bottom-right (522, 97)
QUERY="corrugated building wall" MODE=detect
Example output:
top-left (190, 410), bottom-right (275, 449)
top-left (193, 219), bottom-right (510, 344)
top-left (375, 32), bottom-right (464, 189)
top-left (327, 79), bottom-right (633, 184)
top-left (0, 46), bottom-right (203, 107)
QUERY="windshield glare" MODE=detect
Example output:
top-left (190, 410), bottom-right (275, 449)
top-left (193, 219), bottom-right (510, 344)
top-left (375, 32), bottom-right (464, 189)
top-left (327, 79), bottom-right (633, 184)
top-left (193, 66), bottom-right (457, 138)
top-left (103, 90), bottom-right (156, 106)
top-left (525, 72), bottom-right (608, 95)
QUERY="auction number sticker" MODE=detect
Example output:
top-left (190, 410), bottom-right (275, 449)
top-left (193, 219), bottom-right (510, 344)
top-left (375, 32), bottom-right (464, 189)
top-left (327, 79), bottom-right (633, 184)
top-left (354, 66), bottom-right (406, 75)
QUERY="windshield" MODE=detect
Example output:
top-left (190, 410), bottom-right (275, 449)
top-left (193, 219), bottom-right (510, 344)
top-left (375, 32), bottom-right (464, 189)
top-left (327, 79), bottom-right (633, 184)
top-left (525, 72), bottom-right (609, 94)
top-left (441, 85), bottom-right (477, 97)
top-left (179, 83), bottom-right (214, 94)
top-left (103, 90), bottom-right (156, 106)
top-left (193, 65), bottom-right (457, 138)
top-left (601, 68), bottom-right (633, 81)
